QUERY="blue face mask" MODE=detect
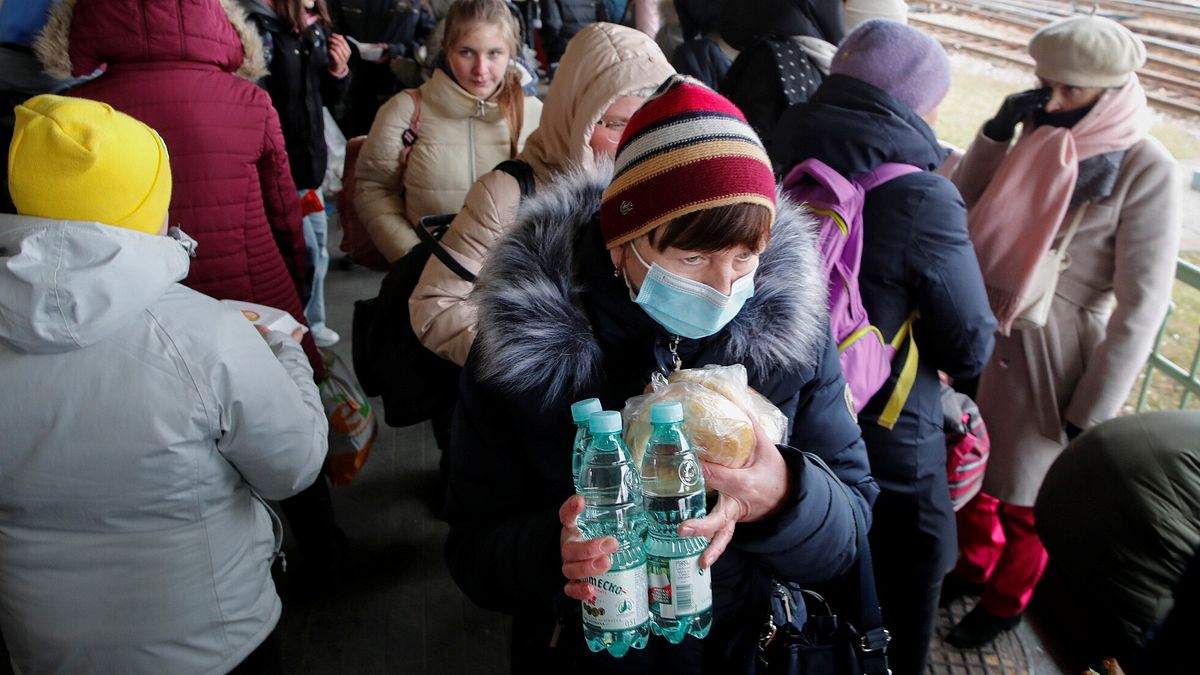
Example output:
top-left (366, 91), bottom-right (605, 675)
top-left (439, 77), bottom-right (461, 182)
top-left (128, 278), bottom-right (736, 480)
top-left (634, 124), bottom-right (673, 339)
top-left (624, 242), bottom-right (756, 339)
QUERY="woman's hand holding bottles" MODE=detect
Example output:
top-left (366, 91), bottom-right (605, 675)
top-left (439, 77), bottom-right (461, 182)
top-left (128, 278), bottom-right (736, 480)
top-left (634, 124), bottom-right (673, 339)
top-left (559, 494), bottom-right (616, 603)
top-left (678, 418), bottom-right (790, 569)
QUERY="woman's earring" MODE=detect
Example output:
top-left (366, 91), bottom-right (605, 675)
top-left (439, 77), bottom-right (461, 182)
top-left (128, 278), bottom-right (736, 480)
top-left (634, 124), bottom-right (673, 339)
top-left (613, 266), bottom-right (621, 278)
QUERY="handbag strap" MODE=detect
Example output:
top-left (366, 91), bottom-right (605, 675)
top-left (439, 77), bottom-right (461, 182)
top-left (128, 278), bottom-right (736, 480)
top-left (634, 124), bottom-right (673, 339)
top-left (1054, 204), bottom-right (1088, 255)
top-left (806, 452), bottom-right (890, 675)
top-left (415, 214), bottom-right (476, 283)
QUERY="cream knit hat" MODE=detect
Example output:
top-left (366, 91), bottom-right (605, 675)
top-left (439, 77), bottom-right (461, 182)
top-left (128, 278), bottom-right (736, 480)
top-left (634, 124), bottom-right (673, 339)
top-left (1029, 15), bottom-right (1146, 88)
top-left (843, 0), bottom-right (909, 32)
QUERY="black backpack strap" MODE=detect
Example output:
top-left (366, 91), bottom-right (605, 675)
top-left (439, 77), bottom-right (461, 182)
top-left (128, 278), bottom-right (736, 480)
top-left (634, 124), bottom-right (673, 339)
top-left (493, 159), bottom-right (536, 199)
top-left (415, 214), bottom-right (476, 283)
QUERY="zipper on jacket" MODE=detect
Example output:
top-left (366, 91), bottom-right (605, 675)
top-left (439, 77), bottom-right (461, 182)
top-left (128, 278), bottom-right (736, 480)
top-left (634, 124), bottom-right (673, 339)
top-left (252, 491), bottom-right (288, 572)
top-left (467, 115), bottom-right (477, 183)
top-left (666, 335), bottom-right (682, 373)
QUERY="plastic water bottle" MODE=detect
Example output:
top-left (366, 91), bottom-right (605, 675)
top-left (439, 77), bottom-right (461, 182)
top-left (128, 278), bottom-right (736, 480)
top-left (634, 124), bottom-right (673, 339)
top-left (570, 398), bottom-right (603, 490)
top-left (577, 410), bottom-right (650, 657)
top-left (640, 401), bottom-right (713, 643)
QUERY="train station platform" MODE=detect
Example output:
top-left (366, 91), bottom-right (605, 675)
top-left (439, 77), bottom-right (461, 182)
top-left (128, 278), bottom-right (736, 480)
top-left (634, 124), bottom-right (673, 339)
top-left (0, 228), bottom-right (1081, 675)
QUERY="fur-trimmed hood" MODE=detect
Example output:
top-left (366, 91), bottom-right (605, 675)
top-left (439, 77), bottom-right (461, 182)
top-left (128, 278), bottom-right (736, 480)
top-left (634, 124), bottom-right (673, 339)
top-left (472, 168), bottom-right (829, 407)
top-left (35, 0), bottom-right (267, 82)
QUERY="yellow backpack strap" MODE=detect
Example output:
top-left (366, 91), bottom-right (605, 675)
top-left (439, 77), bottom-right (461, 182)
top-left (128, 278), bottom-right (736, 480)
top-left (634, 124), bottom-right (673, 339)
top-left (878, 310), bottom-right (920, 430)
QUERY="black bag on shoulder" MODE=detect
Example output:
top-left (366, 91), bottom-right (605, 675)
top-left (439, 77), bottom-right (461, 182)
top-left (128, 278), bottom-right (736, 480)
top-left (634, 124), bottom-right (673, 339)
top-left (351, 159), bottom-right (536, 427)
top-left (720, 37), bottom-right (825, 148)
top-left (757, 455), bottom-right (890, 675)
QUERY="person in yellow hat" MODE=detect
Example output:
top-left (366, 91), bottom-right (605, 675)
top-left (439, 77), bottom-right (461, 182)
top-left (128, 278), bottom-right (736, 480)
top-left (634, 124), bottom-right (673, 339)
top-left (8, 93), bottom-right (173, 235)
top-left (0, 94), bottom-right (329, 675)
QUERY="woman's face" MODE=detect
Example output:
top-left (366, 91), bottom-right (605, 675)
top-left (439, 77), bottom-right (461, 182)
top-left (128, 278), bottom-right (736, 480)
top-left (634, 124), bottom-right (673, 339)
top-left (613, 235), bottom-right (761, 297)
top-left (447, 23), bottom-right (512, 99)
top-left (1039, 78), bottom-right (1106, 113)
top-left (589, 96), bottom-right (646, 157)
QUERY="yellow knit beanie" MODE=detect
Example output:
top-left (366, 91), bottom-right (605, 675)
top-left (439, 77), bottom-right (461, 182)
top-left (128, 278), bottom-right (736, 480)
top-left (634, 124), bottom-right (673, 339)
top-left (7, 95), bottom-right (172, 235)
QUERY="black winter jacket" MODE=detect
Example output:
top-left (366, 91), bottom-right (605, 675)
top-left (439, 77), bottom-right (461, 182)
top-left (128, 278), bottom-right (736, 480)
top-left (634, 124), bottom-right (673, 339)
top-left (244, 1), bottom-right (350, 190)
top-left (771, 75), bottom-right (996, 568)
top-left (443, 170), bottom-right (878, 673)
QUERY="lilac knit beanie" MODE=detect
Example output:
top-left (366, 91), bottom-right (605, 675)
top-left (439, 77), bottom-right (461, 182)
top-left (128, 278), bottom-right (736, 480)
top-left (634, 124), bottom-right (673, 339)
top-left (830, 20), bottom-right (951, 116)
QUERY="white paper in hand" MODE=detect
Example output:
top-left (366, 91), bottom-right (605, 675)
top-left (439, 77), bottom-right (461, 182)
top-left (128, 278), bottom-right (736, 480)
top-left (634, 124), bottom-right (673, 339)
top-left (220, 300), bottom-right (308, 337)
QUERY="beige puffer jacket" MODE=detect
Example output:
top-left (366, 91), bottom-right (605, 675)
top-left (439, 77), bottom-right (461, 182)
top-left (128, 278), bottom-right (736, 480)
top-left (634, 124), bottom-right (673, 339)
top-left (354, 68), bottom-right (542, 262)
top-left (410, 22), bottom-right (675, 366)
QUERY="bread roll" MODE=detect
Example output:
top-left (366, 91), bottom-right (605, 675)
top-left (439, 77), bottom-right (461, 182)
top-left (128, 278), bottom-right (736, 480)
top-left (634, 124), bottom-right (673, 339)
top-left (624, 381), bottom-right (755, 469)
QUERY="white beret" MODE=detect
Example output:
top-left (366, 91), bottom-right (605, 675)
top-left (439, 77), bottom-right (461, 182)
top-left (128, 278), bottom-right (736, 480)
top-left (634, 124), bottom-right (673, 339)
top-left (843, 0), bottom-right (908, 32)
top-left (1029, 15), bottom-right (1146, 88)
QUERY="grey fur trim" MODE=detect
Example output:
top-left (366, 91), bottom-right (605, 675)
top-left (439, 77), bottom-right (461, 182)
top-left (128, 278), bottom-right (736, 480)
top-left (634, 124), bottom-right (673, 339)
top-left (472, 168), bottom-right (829, 407)
top-left (33, 0), bottom-right (266, 82)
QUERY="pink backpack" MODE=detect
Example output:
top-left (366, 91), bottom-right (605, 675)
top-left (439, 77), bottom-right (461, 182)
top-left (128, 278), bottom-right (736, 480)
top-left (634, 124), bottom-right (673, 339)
top-left (782, 158), bottom-right (921, 429)
top-left (941, 384), bottom-right (990, 511)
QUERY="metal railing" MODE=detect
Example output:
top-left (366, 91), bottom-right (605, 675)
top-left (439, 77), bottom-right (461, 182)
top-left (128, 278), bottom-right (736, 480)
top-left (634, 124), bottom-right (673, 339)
top-left (1135, 258), bottom-right (1200, 411)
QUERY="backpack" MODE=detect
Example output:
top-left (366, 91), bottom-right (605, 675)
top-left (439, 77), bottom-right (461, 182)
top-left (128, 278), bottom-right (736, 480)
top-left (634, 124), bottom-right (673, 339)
top-left (350, 159), bottom-right (536, 427)
top-left (338, 88), bottom-right (423, 271)
top-left (781, 158), bottom-right (921, 429)
top-left (940, 384), bottom-right (990, 511)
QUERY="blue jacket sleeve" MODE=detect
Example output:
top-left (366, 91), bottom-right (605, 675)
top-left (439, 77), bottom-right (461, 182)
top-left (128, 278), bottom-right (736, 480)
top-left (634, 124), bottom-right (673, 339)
top-left (733, 334), bottom-right (877, 584)
top-left (902, 176), bottom-right (996, 379)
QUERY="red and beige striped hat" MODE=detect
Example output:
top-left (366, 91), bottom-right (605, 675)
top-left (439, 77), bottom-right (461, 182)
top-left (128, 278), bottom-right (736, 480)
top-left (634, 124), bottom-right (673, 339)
top-left (600, 75), bottom-right (777, 249)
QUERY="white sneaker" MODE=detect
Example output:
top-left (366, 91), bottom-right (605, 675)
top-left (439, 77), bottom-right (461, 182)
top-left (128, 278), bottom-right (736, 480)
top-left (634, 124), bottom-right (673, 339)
top-left (310, 325), bottom-right (340, 348)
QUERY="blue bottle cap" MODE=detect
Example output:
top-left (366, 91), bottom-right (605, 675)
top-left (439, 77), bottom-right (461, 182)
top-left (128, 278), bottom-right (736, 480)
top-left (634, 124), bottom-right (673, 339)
top-left (650, 401), bottom-right (684, 424)
top-left (570, 398), bottom-right (603, 424)
top-left (589, 410), bottom-right (622, 434)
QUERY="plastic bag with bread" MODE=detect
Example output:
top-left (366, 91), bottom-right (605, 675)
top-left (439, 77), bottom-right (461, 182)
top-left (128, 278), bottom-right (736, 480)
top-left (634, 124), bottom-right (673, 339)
top-left (621, 364), bottom-right (788, 468)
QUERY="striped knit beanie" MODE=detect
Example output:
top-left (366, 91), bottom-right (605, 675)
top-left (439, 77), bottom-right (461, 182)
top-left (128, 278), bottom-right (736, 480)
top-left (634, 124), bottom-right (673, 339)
top-left (600, 75), bottom-right (777, 249)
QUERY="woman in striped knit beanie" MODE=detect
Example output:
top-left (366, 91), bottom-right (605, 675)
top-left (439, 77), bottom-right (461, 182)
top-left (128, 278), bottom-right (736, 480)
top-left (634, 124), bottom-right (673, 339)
top-left (444, 74), bottom-right (876, 672)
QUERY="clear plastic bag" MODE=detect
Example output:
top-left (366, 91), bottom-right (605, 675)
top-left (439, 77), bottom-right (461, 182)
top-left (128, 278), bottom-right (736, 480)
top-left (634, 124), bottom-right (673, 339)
top-left (621, 365), bottom-right (787, 468)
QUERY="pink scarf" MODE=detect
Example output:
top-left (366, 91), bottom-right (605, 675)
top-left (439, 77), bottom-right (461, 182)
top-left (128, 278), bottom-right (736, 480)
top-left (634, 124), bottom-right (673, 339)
top-left (968, 76), bottom-right (1147, 334)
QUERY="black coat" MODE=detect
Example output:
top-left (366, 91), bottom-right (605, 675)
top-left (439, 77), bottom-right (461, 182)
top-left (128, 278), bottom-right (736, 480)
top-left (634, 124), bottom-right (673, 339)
top-left (443, 171), bottom-right (878, 673)
top-left (670, 38), bottom-right (732, 91)
top-left (772, 74), bottom-right (996, 571)
top-left (244, 2), bottom-right (350, 190)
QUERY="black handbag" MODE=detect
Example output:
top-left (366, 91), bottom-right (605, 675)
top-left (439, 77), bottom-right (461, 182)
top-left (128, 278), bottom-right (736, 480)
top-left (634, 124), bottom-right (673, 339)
top-left (350, 213), bottom-right (467, 427)
top-left (757, 457), bottom-right (890, 675)
top-left (350, 160), bottom-right (535, 427)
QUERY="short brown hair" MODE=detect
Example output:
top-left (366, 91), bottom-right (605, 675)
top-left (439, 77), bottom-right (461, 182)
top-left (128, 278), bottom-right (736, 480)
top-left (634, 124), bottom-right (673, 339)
top-left (648, 203), bottom-right (772, 254)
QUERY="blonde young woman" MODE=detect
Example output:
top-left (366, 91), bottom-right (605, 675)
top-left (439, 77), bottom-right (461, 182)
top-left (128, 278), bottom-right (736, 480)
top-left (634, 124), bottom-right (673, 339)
top-left (410, 22), bottom-right (675, 367)
top-left (355, 0), bottom-right (542, 262)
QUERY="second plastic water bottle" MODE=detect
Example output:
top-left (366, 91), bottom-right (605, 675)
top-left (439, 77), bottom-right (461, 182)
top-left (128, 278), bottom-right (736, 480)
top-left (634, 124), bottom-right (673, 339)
top-left (570, 398), bottom-right (602, 490)
top-left (640, 401), bottom-right (713, 643)
top-left (577, 410), bottom-right (650, 657)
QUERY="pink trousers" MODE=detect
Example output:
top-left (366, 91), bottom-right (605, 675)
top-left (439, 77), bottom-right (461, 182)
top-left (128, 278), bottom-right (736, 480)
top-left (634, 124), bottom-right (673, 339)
top-left (953, 491), bottom-right (1048, 618)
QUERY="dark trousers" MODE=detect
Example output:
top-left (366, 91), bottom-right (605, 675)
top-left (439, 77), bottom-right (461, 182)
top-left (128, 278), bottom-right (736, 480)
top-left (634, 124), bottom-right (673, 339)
top-left (229, 630), bottom-right (283, 675)
top-left (869, 484), bottom-right (957, 675)
top-left (279, 475), bottom-right (345, 576)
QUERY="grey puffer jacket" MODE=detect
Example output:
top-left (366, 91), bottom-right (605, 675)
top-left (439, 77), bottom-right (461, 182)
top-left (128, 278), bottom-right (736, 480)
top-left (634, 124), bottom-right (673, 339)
top-left (0, 216), bottom-right (328, 675)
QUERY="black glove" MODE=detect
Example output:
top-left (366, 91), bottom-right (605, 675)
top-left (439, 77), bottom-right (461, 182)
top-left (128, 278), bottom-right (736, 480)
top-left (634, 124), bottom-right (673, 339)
top-left (982, 87), bottom-right (1051, 142)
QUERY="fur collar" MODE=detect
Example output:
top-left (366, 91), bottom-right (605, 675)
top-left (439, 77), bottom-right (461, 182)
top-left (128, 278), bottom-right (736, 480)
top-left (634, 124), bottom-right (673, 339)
top-left (36, 0), bottom-right (267, 82)
top-left (472, 169), bottom-right (829, 407)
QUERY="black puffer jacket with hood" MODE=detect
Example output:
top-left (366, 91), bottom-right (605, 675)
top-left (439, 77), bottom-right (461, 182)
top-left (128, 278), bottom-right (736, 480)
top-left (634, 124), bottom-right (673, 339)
top-left (443, 170), bottom-right (878, 673)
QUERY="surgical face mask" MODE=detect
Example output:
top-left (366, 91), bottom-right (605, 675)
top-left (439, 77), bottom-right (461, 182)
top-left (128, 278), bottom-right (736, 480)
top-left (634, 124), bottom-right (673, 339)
top-left (624, 242), bottom-right (755, 339)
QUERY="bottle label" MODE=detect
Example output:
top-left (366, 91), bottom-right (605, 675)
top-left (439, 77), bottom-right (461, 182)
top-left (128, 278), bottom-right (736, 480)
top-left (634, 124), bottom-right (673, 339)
top-left (647, 553), bottom-right (712, 619)
top-left (582, 565), bottom-right (649, 631)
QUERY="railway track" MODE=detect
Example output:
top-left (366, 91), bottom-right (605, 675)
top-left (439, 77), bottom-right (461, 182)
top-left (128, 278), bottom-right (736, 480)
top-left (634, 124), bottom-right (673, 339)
top-left (911, 0), bottom-right (1200, 116)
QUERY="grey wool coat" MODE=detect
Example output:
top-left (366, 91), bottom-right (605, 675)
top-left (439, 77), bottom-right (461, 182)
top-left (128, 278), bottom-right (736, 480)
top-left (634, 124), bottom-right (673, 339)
top-left (952, 130), bottom-right (1181, 506)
